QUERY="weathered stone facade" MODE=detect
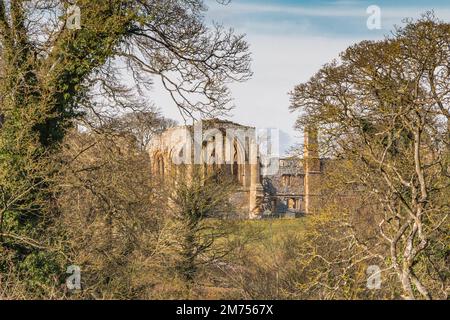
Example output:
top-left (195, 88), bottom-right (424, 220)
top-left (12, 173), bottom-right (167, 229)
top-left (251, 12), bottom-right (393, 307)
top-left (148, 119), bottom-right (324, 218)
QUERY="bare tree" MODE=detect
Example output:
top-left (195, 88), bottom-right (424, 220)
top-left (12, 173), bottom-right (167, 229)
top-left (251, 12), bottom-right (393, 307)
top-left (0, 0), bottom-right (251, 290)
top-left (290, 13), bottom-right (449, 299)
top-left (167, 166), bottom-right (237, 283)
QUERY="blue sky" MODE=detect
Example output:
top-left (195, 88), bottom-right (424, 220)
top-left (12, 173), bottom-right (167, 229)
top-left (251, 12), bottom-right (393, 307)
top-left (152, 0), bottom-right (450, 154)
top-left (206, 0), bottom-right (450, 36)
top-left (206, 0), bottom-right (448, 37)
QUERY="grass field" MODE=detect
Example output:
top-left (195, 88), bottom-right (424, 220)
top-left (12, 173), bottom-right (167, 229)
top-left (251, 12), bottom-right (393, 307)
top-left (233, 217), bottom-right (308, 255)
top-left (244, 217), bottom-right (306, 237)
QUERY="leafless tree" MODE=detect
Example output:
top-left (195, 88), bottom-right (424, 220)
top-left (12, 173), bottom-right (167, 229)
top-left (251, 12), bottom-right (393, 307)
top-left (290, 13), bottom-right (449, 299)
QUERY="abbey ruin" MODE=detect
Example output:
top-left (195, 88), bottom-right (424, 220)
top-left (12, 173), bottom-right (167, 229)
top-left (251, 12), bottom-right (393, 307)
top-left (148, 119), bottom-right (325, 218)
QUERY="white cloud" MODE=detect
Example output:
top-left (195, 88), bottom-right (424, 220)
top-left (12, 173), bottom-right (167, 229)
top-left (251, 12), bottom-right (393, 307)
top-left (207, 1), bottom-right (450, 20)
top-left (226, 34), bottom-right (361, 153)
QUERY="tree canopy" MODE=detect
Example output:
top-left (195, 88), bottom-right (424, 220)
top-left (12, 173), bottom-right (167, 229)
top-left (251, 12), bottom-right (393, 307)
top-left (290, 13), bottom-right (449, 299)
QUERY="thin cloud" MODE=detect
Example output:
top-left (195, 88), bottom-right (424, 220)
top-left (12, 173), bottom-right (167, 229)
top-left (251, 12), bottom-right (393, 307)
top-left (207, 1), bottom-right (450, 20)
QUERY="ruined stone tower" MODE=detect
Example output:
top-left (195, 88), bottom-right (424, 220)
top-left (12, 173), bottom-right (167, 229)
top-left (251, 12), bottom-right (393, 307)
top-left (149, 119), bottom-right (325, 218)
top-left (148, 119), bottom-right (264, 218)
